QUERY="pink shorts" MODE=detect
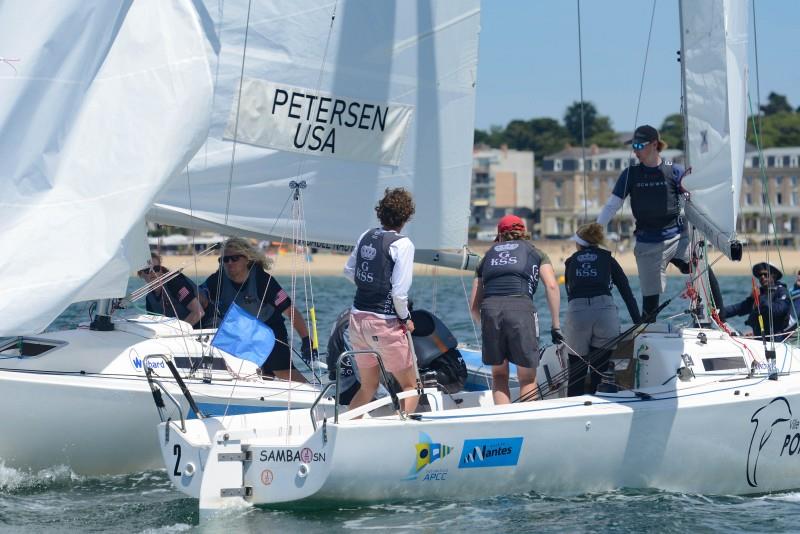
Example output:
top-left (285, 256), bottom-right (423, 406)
top-left (348, 312), bottom-right (413, 374)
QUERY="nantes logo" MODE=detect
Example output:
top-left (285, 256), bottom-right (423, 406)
top-left (404, 432), bottom-right (453, 480)
top-left (458, 437), bottom-right (524, 469)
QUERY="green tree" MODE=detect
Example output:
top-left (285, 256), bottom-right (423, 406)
top-left (659, 113), bottom-right (685, 150)
top-left (563, 101), bottom-right (615, 145)
top-left (527, 118), bottom-right (571, 160)
top-left (473, 125), bottom-right (505, 147)
top-left (748, 112), bottom-right (800, 147)
top-left (760, 92), bottom-right (793, 116)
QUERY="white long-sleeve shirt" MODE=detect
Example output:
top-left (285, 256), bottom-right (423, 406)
top-left (344, 228), bottom-right (414, 319)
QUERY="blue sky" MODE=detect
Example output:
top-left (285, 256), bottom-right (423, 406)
top-left (474, 0), bottom-right (800, 133)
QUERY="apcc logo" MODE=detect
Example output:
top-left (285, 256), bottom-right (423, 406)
top-left (404, 432), bottom-right (453, 480)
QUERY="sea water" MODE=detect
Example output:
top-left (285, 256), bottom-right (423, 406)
top-left (2, 275), bottom-right (799, 533)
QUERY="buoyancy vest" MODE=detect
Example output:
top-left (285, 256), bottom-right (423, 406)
top-left (410, 309), bottom-right (458, 368)
top-left (565, 247), bottom-right (614, 300)
top-left (353, 228), bottom-right (404, 316)
top-left (219, 268), bottom-right (275, 323)
top-left (145, 280), bottom-right (191, 321)
top-left (481, 240), bottom-right (543, 299)
top-left (629, 162), bottom-right (682, 232)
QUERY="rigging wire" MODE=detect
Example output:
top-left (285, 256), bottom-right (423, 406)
top-left (576, 0), bottom-right (588, 222)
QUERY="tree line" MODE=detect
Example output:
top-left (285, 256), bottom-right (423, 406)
top-left (475, 92), bottom-right (800, 162)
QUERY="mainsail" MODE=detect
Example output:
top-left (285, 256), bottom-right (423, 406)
top-left (679, 0), bottom-right (748, 260)
top-left (0, 2), bottom-right (214, 335)
top-left (150, 0), bottom-right (481, 259)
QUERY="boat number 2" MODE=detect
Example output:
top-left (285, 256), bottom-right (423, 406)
top-left (173, 444), bottom-right (182, 477)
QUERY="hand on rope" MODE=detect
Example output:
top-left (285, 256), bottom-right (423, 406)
top-left (300, 336), bottom-right (317, 364)
top-left (550, 327), bottom-right (565, 345)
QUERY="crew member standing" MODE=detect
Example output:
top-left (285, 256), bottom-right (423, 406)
top-left (597, 124), bottom-right (723, 320)
top-left (344, 188), bottom-right (419, 414)
top-left (470, 215), bottom-right (562, 405)
top-left (563, 223), bottom-right (640, 396)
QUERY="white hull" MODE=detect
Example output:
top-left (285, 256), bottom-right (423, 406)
top-left (0, 316), bottom-right (325, 475)
top-left (159, 327), bottom-right (800, 514)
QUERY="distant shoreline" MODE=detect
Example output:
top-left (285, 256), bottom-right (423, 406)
top-left (158, 240), bottom-right (799, 278)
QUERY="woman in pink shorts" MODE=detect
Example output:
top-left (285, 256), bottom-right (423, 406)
top-left (343, 188), bottom-right (419, 414)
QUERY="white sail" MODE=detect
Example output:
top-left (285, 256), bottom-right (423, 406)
top-left (0, 1), bottom-right (214, 335)
top-left (679, 0), bottom-right (748, 260)
top-left (150, 0), bottom-right (480, 254)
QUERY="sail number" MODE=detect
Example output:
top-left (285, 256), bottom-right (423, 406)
top-left (173, 444), bottom-right (182, 477)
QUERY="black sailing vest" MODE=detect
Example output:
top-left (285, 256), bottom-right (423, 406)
top-left (353, 228), bottom-right (404, 316)
top-left (565, 246), bottom-right (613, 301)
top-left (481, 240), bottom-right (543, 299)
top-left (629, 161), bottom-right (681, 232)
top-left (219, 268), bottom-right (275, 323)
top-left (145, 281), bottom-right (191, 321)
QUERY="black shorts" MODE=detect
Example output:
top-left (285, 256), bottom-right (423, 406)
top-left (480, 296), bottom-right (540, 368)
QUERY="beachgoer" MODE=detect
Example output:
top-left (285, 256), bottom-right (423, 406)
top-left (563, 223), bottom-right (641, 396)
top-left (203, 237), bottom-right (311, 382)
top-left (470, 215), bottom-right (561, 405)
top-left (343, 188), bottom-right (419, 413)
top-left (723, 262), bottom-right (792, 340)
top-left (138, 252), bottom-right (204, 327)
top-left (596, 124), bottom-right (724, 320)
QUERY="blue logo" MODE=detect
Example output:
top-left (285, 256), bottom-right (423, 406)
top-left (130, 356), bottom-right (166, 370)
top-left (458, 437), bottom-right (523, 469)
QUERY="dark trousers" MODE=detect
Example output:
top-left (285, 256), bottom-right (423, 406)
top-left (567, 346), bottom-right (612, 396)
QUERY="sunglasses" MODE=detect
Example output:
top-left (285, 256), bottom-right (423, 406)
top-left (756, 271), bottom-right (770, 278)
top-left (632, 141), bottom-right (651, 150)
top-left (222, 254), bottom-right (244, 263)
top-left (137, 266), bottom-right (165, 276)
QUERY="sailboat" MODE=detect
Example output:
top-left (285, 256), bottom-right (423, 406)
top-left (155, 0), bottom-right (800, 515)
top-left (0, 0), bottom-right (488, 475)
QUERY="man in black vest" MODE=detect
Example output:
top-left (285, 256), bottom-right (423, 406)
top-left (344, 188), bottom-right (419, 414)
top-left (597, 125), bottom-right (723, 320)
top-left (138, 252), bottom-right (204, 327)
top-left (723, 262), bottom-right (793, 340)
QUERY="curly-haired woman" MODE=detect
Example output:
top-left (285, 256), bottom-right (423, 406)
top-left (344, 188), bottom-right (418, 414)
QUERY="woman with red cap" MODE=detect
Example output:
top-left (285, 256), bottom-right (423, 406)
top-left (470, 215), bottom-right (562, 404)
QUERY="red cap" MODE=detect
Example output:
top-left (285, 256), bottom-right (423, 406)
top-left (497, 215), bottom-right (525, 233)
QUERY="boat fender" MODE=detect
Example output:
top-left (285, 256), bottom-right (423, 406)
top-left (298, 463), bottom-right (310, 478)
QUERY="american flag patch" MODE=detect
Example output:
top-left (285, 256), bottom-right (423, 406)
top-left (274, 289), bottom-right (288, 306)
top-left (177, 287), bottom-right (190, 301)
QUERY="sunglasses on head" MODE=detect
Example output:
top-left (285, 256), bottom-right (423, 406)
top-left (632, 141), bottom-right (651, 150)
top-left (222, 254), bottom-right (244, 263)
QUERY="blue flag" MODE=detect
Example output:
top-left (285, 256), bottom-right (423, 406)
top-left (211, 303), bottom-right (275, 367)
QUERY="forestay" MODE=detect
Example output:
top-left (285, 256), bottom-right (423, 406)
top-left (0, 1), bottom-right (214, 335)
top-left (679, 0), bottom-right (748, 260)
top-left (150, 0), bottom-right (480, 254)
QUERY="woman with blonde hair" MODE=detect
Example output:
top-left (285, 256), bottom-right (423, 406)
top-left (563, 223), bottom-right (640, 396)
top-left (203, 237), bottom-right (311, 382)
top-left (470, 215), bottom-right (562, 405)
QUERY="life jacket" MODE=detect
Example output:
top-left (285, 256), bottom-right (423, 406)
top-left (410, 309), bottom-right (458, 368)
top-left (481, 240), bottom-right (543, 299)
top-left (746, 283), bottom-right (791, 335)
top-left (218, 268), bottom-right (275, 323)
top-left (353, 228), bottom-right (404, 316)
top-left (145, 279), bottom-right (191, 321)
top-left (628, 161), bottom-right (682, 232)
top-left (565, 247), bottom-right (613, 301)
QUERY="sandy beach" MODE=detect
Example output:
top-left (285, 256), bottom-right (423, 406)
top-left (159, 241), bottom-right (800, 278)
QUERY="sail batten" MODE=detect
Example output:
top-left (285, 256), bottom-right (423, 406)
top-left (679, 0), bottom-right (748, 261)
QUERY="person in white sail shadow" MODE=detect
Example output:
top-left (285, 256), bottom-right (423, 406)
top-left (138, 252), bottom-right (204, 328)
top-left (470, 215), bottom-right (562, 405)
top-left (344, 188), bottom-right (419, 414)
top-left (203, 237), bottom-right (311, 382)
top-left (596, 124), bottom-right (724, 321)
top-left (563, 223), bottom-right (640, 396)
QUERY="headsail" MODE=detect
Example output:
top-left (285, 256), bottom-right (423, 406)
top-left (679, 0), bottom-right (748, 260)
top-left (150, 0), bottom-right (481, 257)
top-left (0, 2), bottom-right (214, 335)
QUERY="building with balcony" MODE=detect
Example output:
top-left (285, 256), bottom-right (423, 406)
top-left (471, 145), bottom-right (534, 233)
